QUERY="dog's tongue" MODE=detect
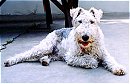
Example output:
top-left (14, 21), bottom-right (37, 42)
top-left (82, 42), bottom-right (89, 46)
top-left (78, 40), bottom-right (90, 46)
top-left (78, 40), bottom-right (93, 46)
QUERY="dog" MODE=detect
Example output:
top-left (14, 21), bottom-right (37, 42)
top-left (4, 7), bottom-right (125, 76)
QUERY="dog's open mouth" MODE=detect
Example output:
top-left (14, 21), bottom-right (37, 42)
top-left (78, 40), bottom-right (94, 46)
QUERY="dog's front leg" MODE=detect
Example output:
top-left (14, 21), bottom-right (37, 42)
top-left (102, 48), bottom-right (125, 76)
top-left (65, 51), bottom-right (99, 69)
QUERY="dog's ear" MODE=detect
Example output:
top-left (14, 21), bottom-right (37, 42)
top-left (89, 7), bottom-right (103, 23)
top-left (70, 7), bottom-right (84, 18)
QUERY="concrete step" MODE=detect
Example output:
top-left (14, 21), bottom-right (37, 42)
top-left (0, 14), bottom-right (64, 23)
top-left (0, 22), bottom-right (51, 33)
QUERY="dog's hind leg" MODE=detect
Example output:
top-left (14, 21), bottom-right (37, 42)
top-left (4, 31), bottom-right (59, 67)
top-left (39, 56), bottom-right (51, 66)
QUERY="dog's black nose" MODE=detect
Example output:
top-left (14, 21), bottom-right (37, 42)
top-left (82, 35), bottom-right (89, 41)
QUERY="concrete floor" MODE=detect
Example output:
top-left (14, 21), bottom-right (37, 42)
top-left (0, 18), bottom-right (129, 83)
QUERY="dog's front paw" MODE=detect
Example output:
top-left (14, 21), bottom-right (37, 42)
top-left (90, 63), bottom-right (98, 69)
top-left (113, 68), bottom-right (125, 76)
top-left (112, 65), bottom-right (126, 76)
top-left (84, 61), bottom-right (98, 69)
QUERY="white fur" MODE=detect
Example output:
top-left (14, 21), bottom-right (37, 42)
top-left (4, 7), bottom-right (125, 76)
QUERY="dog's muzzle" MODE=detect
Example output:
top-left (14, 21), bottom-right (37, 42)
top-left (78, 35), bottom-right (94, 47)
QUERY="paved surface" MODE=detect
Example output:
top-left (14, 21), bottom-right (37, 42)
top-left (1, 18), bottom-right (129, 83)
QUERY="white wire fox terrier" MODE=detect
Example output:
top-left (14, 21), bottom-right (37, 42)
top-left (4, 7), bottom-right (125, 76)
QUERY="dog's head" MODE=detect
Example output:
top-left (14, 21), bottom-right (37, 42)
top-left (70, 7), bottom-right (103, 50)
top-left (70, 7), bottom-right (103, 27)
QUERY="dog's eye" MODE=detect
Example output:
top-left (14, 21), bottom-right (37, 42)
top-left (78, 20), bottom-right (82, 23)
top-left (90, 20), bottom-right (95, 24)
